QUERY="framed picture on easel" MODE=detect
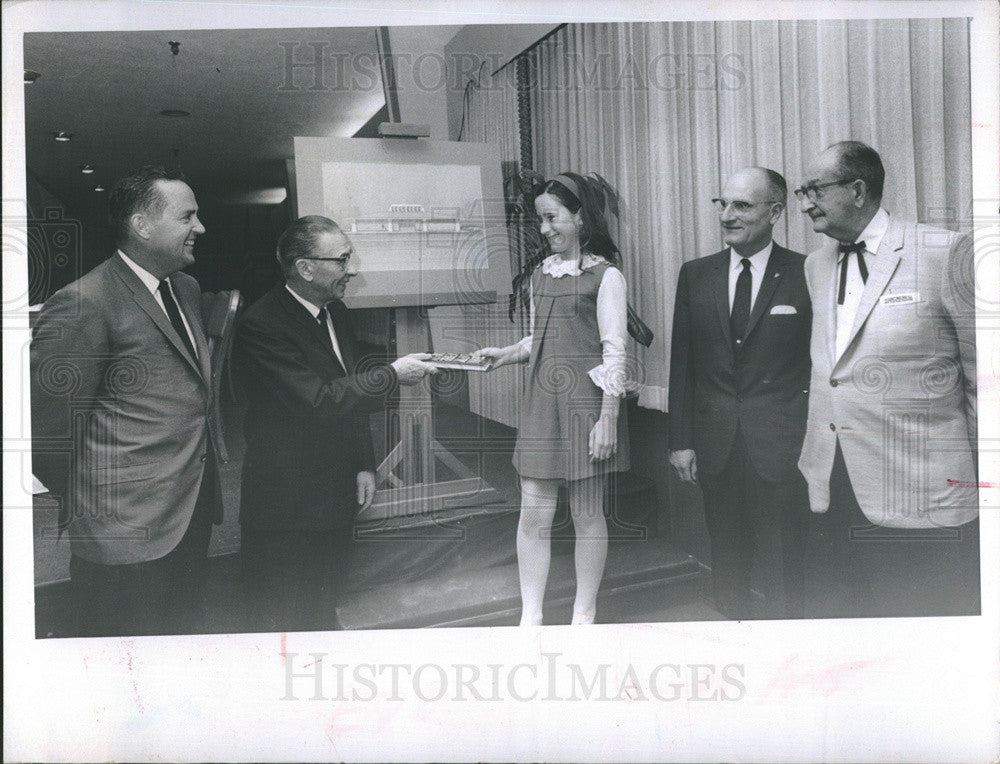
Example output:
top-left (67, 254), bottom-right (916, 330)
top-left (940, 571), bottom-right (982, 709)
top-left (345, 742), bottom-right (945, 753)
top-left (292, 135), bottom-right (512, 309)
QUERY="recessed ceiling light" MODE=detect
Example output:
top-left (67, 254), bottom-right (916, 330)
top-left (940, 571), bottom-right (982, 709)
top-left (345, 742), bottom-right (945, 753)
top-left (94, 185), bottom-right (105, 192)
top-left (80, 165), bottom-right (95, 174)
top-left (24, 70), bottom-right (40, 84)
top-left (52, 131), bottom-right (73, 142)
top-left (159, 109), bottom-right (190, 117)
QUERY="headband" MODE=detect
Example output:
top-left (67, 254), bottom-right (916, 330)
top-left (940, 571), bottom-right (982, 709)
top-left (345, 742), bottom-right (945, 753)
top-left (549, 173), bottom-right (582, 202)
top-left (549, 172), bottom-right (619, 228)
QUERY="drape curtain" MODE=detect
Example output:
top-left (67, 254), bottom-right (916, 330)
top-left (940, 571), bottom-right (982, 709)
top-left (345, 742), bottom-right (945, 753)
top-left (449, 63), bottom-right (526, 427)
top-left (462, 18), bottom-right (971, 417)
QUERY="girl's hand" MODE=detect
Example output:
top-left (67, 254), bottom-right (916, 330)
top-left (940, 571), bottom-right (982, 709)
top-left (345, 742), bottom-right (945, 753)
top-left (472, 346), bottom-right (508, 369)
top-left (589, 415), bottom-right (618, 461)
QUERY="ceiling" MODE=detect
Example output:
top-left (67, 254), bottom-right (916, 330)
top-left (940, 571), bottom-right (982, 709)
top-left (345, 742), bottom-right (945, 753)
top-left (24, 27), bottom-right (388, 212)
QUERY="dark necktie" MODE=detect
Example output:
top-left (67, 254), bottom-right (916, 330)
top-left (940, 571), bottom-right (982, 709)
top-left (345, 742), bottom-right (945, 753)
top-left (158, 279), bottom-right (197, 359)
top-left (730, 257), bottom-right (752, 348)
top-left (315, 305), bottom-right (335, 353)
top-left (837, 242), bottom-right (869, 305)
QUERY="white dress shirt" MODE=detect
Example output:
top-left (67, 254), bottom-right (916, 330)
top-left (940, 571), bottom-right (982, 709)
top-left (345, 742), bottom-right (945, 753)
top-left (118, 249), bottom-right (198, 358)
top-left (835, 207), bottom-right (890, 359)
top-left (728, 241), bottom-right (773, 313)
top-left (285, 285), bottom-right (347, 370)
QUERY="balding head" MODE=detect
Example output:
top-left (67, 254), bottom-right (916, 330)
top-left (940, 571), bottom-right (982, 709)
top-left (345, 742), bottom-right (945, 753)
top-left (716, 167), bottom-right (787, 256)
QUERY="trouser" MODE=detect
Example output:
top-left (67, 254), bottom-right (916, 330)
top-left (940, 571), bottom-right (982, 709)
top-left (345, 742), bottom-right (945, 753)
top-left (240, 526), bottom-right (354, 633)
top-left (699, 432), bottom-right (808, 620)
top-left (69, 456), bottom-right (217, 638)
top-left (804, 442), bottom-right (981, 619)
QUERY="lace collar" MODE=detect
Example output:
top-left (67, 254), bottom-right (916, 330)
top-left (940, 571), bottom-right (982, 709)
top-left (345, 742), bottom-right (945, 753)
top-left (540, 253), bottom-right (605, 278)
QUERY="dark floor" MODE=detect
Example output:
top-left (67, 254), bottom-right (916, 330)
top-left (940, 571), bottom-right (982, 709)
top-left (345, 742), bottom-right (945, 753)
top-left (33, 396), bottom-right (726, 637)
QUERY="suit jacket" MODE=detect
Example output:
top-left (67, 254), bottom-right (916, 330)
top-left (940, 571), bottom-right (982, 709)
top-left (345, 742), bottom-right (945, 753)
top-left (669, 244), bottom-right (812, 483)
top-left (30, 253), bottom-right (222, 565)
top-left (234, 284), bottom-right (399, 531)
top-left (798, 218), bottom-right (977, 528)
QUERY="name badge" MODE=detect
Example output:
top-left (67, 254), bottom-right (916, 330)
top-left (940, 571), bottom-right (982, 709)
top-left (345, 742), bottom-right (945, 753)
top-left (880, 292), bottom-right (920, 306)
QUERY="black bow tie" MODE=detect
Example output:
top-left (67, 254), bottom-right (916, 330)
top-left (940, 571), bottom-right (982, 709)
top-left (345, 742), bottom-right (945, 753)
top-left (837, 242), bottom-right (869, 304)
top-left (838, 241), bottom-right (866, 256)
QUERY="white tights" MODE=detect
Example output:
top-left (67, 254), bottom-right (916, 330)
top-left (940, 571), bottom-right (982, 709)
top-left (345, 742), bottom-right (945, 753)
top-left (516, 475), bottom-right (609, 625)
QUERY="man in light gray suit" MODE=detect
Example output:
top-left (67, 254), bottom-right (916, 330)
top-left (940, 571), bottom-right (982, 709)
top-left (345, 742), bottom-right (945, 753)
top-left (795, 141), bottom-right (978, 618)
top-left (31, 166), bottom-right (222, 637)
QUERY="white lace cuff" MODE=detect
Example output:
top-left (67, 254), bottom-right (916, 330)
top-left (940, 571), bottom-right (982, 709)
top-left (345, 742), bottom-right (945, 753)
top-left (588, 363), bottom-right (628, 397)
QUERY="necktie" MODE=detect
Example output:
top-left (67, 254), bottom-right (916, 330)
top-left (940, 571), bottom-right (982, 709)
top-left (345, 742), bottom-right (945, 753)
top-left (315, 305), bottom-right (335, 353)
top-left (837, 242), bottom-right (869, 305)
top-left (158, 279), bottom-right (197, 359)
top-left (730, 258), bottom-right (752, 348)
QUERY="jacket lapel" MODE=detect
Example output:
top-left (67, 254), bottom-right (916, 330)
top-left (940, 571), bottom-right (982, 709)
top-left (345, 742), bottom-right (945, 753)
top-left (741, 244), bottom-right (785, 345)
top-left (818, 241), bottom-right (840, 368)
top-left (277, 286), bottom-right (347, 376)
top-left (329, 303), bottom-right (355, 373)
top-left (110, 254), bottom-right (204, 379)
top-left (843, 220), bottom-right (903, 355)
top-left (711, 251), bottom-right (734, 353)
top-left (172, 275), bottom-right (213, 384)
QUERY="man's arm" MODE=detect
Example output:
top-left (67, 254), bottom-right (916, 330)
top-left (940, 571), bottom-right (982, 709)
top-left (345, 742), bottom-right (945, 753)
top-left (235, 315), bottom-right (399, 420)
top-left (29, 288), bottom-right (108, 495)
top-left (667, 264), bottom-right (698, 483)
top-left (942, 232), bottom-right (977, 447)
top-left (668, 264), bottom-right (696, 450)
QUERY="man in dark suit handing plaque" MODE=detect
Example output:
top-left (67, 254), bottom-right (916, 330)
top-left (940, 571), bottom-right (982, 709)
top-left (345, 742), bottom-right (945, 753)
top-left (668, 167), bottom-right (811, 620)
top-left (235, 215), bottom-right (436, 633)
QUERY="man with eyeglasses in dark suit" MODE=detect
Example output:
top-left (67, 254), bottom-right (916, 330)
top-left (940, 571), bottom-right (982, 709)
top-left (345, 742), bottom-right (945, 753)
top-left (669, 167), bottom-right (811, 620)
top-left (234, 215), bottom-right (437, 632)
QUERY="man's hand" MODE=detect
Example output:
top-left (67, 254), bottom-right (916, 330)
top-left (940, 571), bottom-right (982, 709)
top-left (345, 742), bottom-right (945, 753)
top-left (356, 470), bottom-right (376, 510)
top-left (669, 449), bottom-right (698, 484)
top-left (390, 353), bottom-right (438, 385)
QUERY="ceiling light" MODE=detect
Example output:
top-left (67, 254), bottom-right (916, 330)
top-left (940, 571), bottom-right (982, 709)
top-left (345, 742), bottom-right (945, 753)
top-left (24, 70), bottom-right (40, 84)
top-left (52, 131), bottom-right (73, 142)
top-left (80, 165), bottom-right (94, 174)
top-left (159, 109), bottom-right (190, 117)
top-left (217, 187), bottom-right (288, 205)
top-left (94, 185), bottom-right (105, 192)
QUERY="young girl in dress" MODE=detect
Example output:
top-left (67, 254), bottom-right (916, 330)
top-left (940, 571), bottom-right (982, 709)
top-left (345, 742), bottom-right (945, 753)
top-left (476, 172), bottom-right (630, 626)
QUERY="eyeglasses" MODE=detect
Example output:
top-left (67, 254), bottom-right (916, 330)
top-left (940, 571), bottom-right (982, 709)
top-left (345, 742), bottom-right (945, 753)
top-left (297, 253), bottom-right (352, 266)
top-left (792, 179), bottom-right (856, 202)
top-left (711, 198), bottom-right (783, 214)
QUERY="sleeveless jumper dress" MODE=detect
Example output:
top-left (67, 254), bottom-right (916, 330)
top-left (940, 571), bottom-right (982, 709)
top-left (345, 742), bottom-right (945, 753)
top-left (512, 260), bottom-right (630, 481)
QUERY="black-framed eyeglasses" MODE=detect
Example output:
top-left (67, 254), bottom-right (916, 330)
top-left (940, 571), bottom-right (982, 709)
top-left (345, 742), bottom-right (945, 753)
top-left (711, 198), bottom-right (783, 214)
top-left (297, 253), bottom-right (352, 266)
top-left (793, 179), bottom-right (856, 202)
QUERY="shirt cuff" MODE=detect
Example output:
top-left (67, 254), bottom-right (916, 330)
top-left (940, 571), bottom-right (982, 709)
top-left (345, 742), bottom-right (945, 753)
top-left (588, 363), bottom-right (627, 397)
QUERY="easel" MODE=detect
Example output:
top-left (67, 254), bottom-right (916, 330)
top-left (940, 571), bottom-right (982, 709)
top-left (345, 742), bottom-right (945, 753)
top-left (355, 305), bottom-right (503, 528)
top-left (290, 126), bottom-right (510, 529)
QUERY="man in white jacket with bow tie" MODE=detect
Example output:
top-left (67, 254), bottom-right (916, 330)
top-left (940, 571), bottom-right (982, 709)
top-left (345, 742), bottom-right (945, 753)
top-left (796, 140), bottom-right (979, 618)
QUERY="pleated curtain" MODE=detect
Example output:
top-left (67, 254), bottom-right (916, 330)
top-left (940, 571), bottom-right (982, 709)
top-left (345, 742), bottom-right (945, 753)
top-left (462, 18), bottom-right (972, 419)
top-left (449, 62), bottom-right (527, 427)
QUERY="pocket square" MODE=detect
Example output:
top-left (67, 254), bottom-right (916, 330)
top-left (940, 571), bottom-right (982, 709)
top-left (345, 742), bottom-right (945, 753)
top-left (770, 305), bottom-right (797, 315)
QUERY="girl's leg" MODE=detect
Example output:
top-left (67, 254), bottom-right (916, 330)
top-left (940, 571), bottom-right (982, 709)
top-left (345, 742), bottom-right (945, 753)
top-left (517, 477), bottom-right (560, 626)
top-left (568, 474), bottom-right (609, 624)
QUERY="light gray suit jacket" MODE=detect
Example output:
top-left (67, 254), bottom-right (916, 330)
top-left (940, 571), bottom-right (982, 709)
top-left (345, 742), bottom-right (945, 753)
top-left (31, 253), bottom-right (222, 564)
top-left (798, 217), bottom-right (977, 528)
